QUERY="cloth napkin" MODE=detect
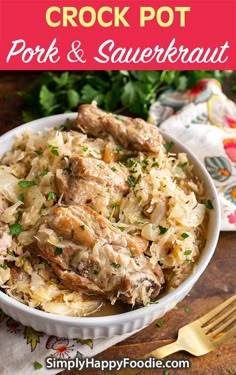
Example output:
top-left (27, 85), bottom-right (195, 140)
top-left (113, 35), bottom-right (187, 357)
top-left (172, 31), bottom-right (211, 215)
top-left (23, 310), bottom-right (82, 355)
top-left (0, 307), bottom-right (142, 375)
top-left (149, 78), bottom-right (236, 231)
top-left (1, 78), bottom-right (236, 375)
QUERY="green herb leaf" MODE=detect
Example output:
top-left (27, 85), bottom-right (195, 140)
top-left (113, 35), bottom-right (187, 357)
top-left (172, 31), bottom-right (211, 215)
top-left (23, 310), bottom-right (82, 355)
top-left (151, 162), bottom-right (159, 168)
top-left (9, 222), bottom-right (23, 237)
top-left (0, 264), bottom-right (8, 270)
top-left (181, 232), bottom-right (189, 239)
top-left (184, 250), bottom-right (192, 255)
top-left (93, 269), bottom-right (99, 275)
top-left (54, 247), bottom-right (63, 256)
top-left (128, 175), bottom-right (136, 187)
top-left (40, 203), bottom-right (46, 213)
top-left (185, 306), bottom-right (190, 313)
top-left (116, 145), bottom-right (123, 153)
top-left (178, 162), bottom-right (188, 169)
top-left (48, 192), bottom-right (58, 200)
top-left (165, 141), bottom-right (175, 152)
top-left (111, 262), bottom-right (121, 269)
top-left (80, 225), bottom-right (85, 230)
top-left (34, 150), bottom-right (43, 156)
top-left (48, 145), bottom-right (59, 156)
top-left (82, 147), bottom-right (88, 152)
top-left (18, 180), bottom-right (36, 188)
top-left (156, 320), bottom-right (163, 328)
top-left (33, 361), bottom-right (43, 370)
top-left (118, 226), bottom-right (125, 232)
top-left (205, 199), bottom-right (214, 209)
top-left (39, 168), bottom-right (49, 177)
top-left (18, 193), bottom-right (25, 202)
top-left (111, 166), bottom-right (117, 172)
top-left (159, 226), bottom-right (168, 234)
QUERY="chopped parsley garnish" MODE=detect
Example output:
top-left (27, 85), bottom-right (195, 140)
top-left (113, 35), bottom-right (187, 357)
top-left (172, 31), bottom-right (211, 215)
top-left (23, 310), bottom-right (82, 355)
top-left (33, 361), bottom-right (43, 370)
top-left (205, 199), bottom-right (214, 209)
top-left (136, 174), bottom-right (141, 184)
top-left (181, 232), bottom-right (189, 239)
top-left (82, 146), bottom-right (88, 152)
top-left (127, 175), bottom-right (136, 187)
top-left (110, 203), bottom-right (119, 209)
top-left (80, 225), bottom-right (85, 230)
top-left (60, 119), bottom-right (72, 131)
top-left (34, 150), bottom-right (43, 156)
top-left (48, 145), bottom-right (59, 156)
top-left (178, 162), bottom-right (188, 169)
top-left (116, 145), bottom-right (123, 153)
top-left (184, 250), bottom-right (192, 255)
top-left (111, 166), bottom-right (117, 172)
top-left (165, 141), bottom-right (175, 152)
top-left (111, 262), bottom-right (121, 269)
top-left (18, 180), bottom-right (36, 188)
top-left (118, 226), bottom-right (125, 232)
top-left (0, 264), bottom-right (8, 270)
top-left (122, 159), bottom-right (136, 168)
top-left (93, 269), bottom-right (99, 275)
top-left (47, 192), bottom-right (58, 200)
top-left (39, 168), bottom-right (49, 177)
top-left (54, 247), bottom-right (63, 256)
top-left (18, 210), bottom-right (23, 221)
top-left (40, 203), bottom-right (46, 212)
top-left (151, 162), bottom-right (159, 168)
top-left (8, 251), bottom-right (15, 256)
top-left (22, 255), bottom-right (29, 261)
top-left (159, 226), bottom-right (168, 234)
top-left (18, 193), bottom-right (25, 202)
top-left (71, 228), bottom-right (75, 239)
top-left (156, 320), bottom-right (163, 328)
top-left (184, 306), bottom-right (190, 313)
top-left (142, 158), bottom-right (149, 166)
top-left (9, 222), bottom-right (23, 237)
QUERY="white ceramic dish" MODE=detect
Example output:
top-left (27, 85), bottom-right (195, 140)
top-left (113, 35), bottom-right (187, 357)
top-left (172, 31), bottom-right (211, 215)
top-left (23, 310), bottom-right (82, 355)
top-left (0, 113), bottom-right (221, 339)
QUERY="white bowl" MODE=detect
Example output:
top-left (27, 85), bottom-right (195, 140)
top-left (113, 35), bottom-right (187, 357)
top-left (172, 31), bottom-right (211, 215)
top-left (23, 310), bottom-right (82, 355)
top-left (0, 113), bottom-right (221, 339)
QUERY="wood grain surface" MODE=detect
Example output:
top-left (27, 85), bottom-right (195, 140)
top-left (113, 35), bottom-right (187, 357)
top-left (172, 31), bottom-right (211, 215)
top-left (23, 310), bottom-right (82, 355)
top-left (0, 72), bottom-right (235, 375)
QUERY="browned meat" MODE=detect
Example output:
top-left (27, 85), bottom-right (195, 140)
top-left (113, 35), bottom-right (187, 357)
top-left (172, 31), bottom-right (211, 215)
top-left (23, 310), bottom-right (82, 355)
top-left (71, 157), bottom-right (129, 193)
top-left (6, 266), bottom-right (22, 287)
top-left (73, 104), bottom-right (162, 153)
top-left (56, 157), bottom-right (129, 217)
top-left (36, 205), bottom-right (163, 305)
top-left (48, 205), bottom-right (148, 255)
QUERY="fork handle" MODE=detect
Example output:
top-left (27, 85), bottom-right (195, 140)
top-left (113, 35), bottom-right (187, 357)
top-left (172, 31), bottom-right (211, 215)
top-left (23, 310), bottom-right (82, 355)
top-left (147, 340), bottom-right (183, 359)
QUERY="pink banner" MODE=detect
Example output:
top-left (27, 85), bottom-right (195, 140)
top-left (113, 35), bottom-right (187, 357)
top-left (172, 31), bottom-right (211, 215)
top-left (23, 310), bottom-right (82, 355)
top-left (0, 0), bottom-right (235, 69)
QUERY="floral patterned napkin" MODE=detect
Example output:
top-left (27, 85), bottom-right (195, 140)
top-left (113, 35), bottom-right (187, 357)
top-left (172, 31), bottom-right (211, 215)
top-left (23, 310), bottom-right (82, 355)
top-left (0, 306), bottom-right (141, 375)
top-left (149, 79), bottom-right (236, 230)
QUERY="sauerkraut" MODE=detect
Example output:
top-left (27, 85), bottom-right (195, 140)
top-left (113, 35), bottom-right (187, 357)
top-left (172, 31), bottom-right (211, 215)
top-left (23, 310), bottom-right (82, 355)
top-left (0, 117), bottom-right (209, 316)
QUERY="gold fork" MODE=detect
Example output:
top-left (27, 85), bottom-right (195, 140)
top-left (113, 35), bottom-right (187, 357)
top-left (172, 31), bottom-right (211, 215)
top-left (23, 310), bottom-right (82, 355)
top-left (109, 295), bottom-right (236, 375)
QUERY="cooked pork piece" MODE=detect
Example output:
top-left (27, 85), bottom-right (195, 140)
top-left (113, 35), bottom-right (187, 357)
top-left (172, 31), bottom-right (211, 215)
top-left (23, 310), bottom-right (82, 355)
top-left (73, 104), bottom-right (162, 153)
top-left (56, 157), bottom-right (129, 217)
top-left (36, 205), bottom-right (164, 305)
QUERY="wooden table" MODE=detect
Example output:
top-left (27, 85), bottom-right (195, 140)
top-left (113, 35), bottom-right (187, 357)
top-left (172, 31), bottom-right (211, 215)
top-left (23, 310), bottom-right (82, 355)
top-left (0, 72), bottom-right (235, 375)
